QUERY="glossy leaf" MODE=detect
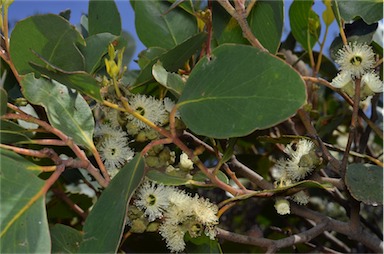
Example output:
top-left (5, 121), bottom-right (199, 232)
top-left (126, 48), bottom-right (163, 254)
top-left (133, 32), bottom-right (206, 86)
top-left (0, 87), bottom-right (7, 116)
top-left (177, 44), bottom-right (306, 138)
top-left (10, 14), bottom-right (85, 75)
top-left (79, 155), bottom-right (145, 253)
top-left (336, 0), bottom-right (383, 25)
top-left (21, 74), bottom-right (96, 151)
top-left (152, 61), bottom-right (185, 96)
top-left (88, 0), bottom-right (121, 36)
top-left (50, 224), bottom-right (83, 253)
top-left (134, 0), bottom-right (198, 49)
top-left (248, 0), bottom-right (284, 54)
top-left (289, 0), bottom-right (320, 51)
top-left (80, 33), bottom-right (118, 74)
top-left (345, 163), bottom-right (383, 205)
top-left (0, 148), bottom-right (50, 253)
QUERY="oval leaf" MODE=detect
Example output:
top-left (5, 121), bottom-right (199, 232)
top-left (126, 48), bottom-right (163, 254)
top-left (10, 14), bottom-right (85, 75)
top-left (79, 155), bottom-right (145, 253)
top-left (20, 74), bottom-right (96, 151)
top-left (177, 44), bottom-right (306, 138)
top-left (134, 0), bottom-right (198, 49)
top-left (345, 163), bottom-right (383, 205)
top-left (0, 148), bottom-right (50, 253)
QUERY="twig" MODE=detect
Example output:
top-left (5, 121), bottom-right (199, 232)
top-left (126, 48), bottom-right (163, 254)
top-left (218, 0), bottom-right (267, 51)
top-left (340, 79), bottom-right (361, 177)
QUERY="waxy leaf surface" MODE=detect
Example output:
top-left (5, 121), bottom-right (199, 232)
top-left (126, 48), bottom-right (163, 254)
top-left (177, 44), bottom-right (306, 138)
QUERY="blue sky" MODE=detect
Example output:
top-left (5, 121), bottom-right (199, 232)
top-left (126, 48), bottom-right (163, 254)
top-left (8, 1), bottom-right (340, 70)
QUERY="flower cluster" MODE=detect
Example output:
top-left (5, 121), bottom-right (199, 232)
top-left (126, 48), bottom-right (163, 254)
top-left (272, 139), bottom-right (320, 214)
top-left (129, 180), bottom-right (219, 252)
top-left (331, 42), bottom-right (382, 99)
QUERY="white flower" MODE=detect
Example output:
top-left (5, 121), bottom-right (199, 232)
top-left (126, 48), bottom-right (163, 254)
top-left (94, 124), bottom-right (127, 140)
top-left (163, 97), bottom-right (180, 118)
top-left (134, 181), bottom-right (172, 222)
top-left (100, 105), bottom-right (121, 128)
top-left (191, 195), bottom-right (218, 225)
top-left (274, 198), bottom-right (290, 215)
top-left (179, 152), bottom-right (194, 170)
top-left (331, 70), bottom-right (354, 89)
top-left (335, 42), bottom-right (375, 78)
top-left (159, 221), bottom-right (186, 253)
top-left (127, 94), bottom-right (168, 129)
top-left (275, 139), bottom-right (317, 182)
top-left (99, 137), bottom-right (134, 174)
top-left (361, 72), bottom-right (383, 95)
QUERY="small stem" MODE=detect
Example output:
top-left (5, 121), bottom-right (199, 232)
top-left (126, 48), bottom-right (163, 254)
top-left (340, 79), bottom-right (361, 177)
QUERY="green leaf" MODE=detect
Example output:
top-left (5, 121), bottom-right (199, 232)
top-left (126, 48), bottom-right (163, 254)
top-left (0, 148), bottom-right (50, 253)
top-left (21, 74), bottom-right (96, 151)
top-left (79, 155), bottom-right (145, 253)
top-left (345, 163), bottom-right (383, 205)
top-left (152, 61), bottom-right (185, 96)
top-left (88, 0), bottom-right (122, 36)
top-left (80, 33), bottom-right (118, 74)
top-left (0, 87), bottom-right (7, 116)
top-left (137, 47), bottom-right (167, 69)
top-left (50, 224), bottom-right (83, 253)
top-left (336, 0), bottom-right (383, 25)
top-left (193, 171), bottom-right (229, 185)
top-left (0, 120), bottom-right (32, 144)
top-left (248, 0), bottom-right (284, 54)
top-left (0, 148), bottom-right (43, 175)
top-left (134, 0), bottom-right (198, 49)
top-left (10, 14), bottom-right (85, 75)
top-left (146, 169), bottom-right (189, 185)
top-left (29, 62), bottom-right (102, 101)
top-left (133, 32), bottom-right (207, 87)
top-left (177, 44), bottom-right (306, 139)
top-left (289, 0), bottom-right (321, 51)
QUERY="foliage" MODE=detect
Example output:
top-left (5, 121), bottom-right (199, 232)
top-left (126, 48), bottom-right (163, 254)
top-left (0, 0), bottom-right (383, 253)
